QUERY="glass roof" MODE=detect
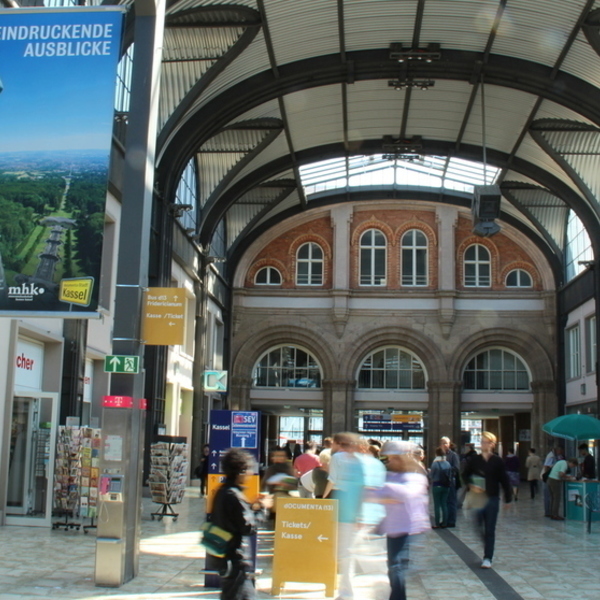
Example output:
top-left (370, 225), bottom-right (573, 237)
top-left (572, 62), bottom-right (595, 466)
top-left (300, 154), bottom-right (500, 197)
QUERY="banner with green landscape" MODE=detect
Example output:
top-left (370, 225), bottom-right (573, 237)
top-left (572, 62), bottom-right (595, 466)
top-left (0, 7), bottom-right (124, 315)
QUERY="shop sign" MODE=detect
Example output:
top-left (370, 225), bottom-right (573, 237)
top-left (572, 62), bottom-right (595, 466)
top-left (0, 7), bottom-right (124, 317)
top-left (203, 370), bottom-right (227, 391)
top-left (101, 395), bottom-right (147, 409)
top-left (14, 338), bottom-right (44, 390)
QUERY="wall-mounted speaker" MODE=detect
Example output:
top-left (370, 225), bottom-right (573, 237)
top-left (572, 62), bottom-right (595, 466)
top-left (472, 185), bottom-right (501, 220)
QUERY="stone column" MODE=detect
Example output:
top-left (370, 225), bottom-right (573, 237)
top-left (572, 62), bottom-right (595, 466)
top-left (229, 376), bottom-right (253, 411)
top-left (330, 205), bottom-right (353, 337)
top-left (427, 379), bottom-right (462, 459)
top-left (331, 205), bottom-right (352, 289)
top-left (435, 206), bottom-right (458, 338)
top-left (322, 379), bottom-right (354, 435)
top-left (530, 380), bottom-right (559, 452)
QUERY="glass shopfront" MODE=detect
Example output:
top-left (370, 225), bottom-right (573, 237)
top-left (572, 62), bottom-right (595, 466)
top-left (6, 393), bottom-right (58, 526)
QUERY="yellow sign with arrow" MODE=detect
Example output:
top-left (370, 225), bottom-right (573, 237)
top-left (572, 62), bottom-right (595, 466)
top-left (142, 287), bottom-right (185, 345)
top-left (271, 498), bottom-right (338, 596)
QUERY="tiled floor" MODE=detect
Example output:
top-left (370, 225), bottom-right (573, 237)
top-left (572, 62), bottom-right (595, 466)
top-left (1, 487), bottom-right (599, 600)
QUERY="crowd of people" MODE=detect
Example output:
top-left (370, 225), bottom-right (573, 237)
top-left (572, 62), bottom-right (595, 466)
top-left (204, 434), bottom-right (592, 600)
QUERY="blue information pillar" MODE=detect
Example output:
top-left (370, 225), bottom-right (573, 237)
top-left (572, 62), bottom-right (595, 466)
top-left (204, 410), bottom-right (261, 588)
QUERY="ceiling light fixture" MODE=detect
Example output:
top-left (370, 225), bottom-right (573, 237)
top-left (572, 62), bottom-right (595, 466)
top-left (382, 153), bottom-right (423, 162)
top-left (388, 78), bottom-right (434, 91)
top-left (168, 202), bottom-right (194, 217)
top-left (389, 43), bottom-right (441, 63)
top-left (382, 136), bottom-right (423, 161)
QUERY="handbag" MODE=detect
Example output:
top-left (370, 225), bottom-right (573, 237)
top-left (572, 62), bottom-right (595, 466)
top-left (542, 470), bottom-right (550, 483)
top-left (463, 474), bottom-right (488, 509)
top-left (200, 521), bottom-right (233, 558)
top-left (463, 488), bottom-right (489, 510)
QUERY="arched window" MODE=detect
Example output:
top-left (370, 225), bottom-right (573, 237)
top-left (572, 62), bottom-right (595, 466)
top-left (296, 242), bottom-right (323, 285)
top-left (360, 229), bottom-right (386, 286)
top-left (253, 345), bottom-right (322, 388)
top-left (255, 266), bottom-right (282, 285)
top-left (506, 269), bottom-right (532, 288)
top-left (401, 229), bottom-right (428, 286)
top-left (463, 348), bottom-right (530, 390)
top-left (357, 346), bottom-right (426, 389)
top-left (464, 244), bottom-right (491, 287)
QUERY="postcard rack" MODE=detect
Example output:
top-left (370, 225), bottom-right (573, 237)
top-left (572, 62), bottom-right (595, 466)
top-left (52, 425), bottom-right (101, 531)
top-left (149, 435), bottom-right (188, 522)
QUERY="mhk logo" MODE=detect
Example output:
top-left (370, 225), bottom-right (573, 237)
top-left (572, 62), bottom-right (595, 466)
top-left (8, 282), bottom-right (46, 301)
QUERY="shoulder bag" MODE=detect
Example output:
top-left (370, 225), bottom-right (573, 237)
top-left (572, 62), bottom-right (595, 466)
top-left (200, 521), bottom-right (233, 558)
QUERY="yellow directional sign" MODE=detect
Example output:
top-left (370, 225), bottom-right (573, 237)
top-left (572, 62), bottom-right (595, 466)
top-left (271, 498), bottom-right (338, 597)
top-left (391, 414), bottom-right (421, 423)
top-left (59, 277), bottom-right (94, 306)
top-left (205, 474), bottom-right (259, 514)
top-left (142, 287), bottom-right (185, 346)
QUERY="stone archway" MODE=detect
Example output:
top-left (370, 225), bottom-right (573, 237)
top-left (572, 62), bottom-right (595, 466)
top-left (447, 327), bottom-right (556, 453)
top-left (338, 325), bottom-right (448, 445)
top-left (230, 325), bottom-right (338, 440)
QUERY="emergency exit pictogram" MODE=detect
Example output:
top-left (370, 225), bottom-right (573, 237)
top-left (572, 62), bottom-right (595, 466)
top-left (104, 355), bottom-right (140, 374)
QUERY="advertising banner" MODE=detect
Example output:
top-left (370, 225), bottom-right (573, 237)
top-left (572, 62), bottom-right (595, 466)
top-left (0, 7), bottom-right (124, 316)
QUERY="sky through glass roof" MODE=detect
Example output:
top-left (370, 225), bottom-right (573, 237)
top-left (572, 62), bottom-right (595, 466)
top-left (300, 155), bottom-right (500, 197)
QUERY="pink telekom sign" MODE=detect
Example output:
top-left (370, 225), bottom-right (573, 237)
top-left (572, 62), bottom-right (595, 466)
top-left (102, 396), bottom-right (147, 409)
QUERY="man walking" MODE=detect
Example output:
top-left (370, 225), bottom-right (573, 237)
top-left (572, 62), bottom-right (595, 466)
top-left (440, 436), bottom-right (460, 527)
top-left (462, 431), bottom-right (512, 569)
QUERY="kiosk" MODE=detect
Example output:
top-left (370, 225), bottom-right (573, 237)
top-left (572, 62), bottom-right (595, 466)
top-left (565, 480), bottom-right (600, 522)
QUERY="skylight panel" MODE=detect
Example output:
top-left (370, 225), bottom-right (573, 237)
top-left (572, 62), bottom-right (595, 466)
top-left (299, 155), bottom-right (500, 197)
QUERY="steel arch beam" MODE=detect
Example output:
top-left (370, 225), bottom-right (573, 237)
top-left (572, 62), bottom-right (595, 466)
top-left (157, 48), bottom-right (600, 195)
top-left (197, 139), bottom-right (600, 254)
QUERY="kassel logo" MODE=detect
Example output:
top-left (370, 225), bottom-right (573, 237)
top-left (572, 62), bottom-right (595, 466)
top-left (8, 282), bottom-right (46, 302)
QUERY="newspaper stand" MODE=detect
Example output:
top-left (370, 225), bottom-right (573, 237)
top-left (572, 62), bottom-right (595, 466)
top-left (148, 435), bottom-right (188, 522)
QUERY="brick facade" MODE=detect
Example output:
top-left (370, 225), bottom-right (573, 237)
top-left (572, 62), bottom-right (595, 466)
top-left (245, 209), bottom-right (541, 292)
top-left (232, 202), bottom-right (556, 457)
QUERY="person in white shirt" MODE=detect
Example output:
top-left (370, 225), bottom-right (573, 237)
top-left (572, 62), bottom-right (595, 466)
top-left (542, 446), bottom-right (563, 517)
top-left (547, 457), bottom-right (577, 520)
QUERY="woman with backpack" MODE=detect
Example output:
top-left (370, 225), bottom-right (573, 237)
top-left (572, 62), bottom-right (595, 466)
top-left (430, 446), bottom-right (452, 528)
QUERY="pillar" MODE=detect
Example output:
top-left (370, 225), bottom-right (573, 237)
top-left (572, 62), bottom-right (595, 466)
top-left (229, 376), bottom-right (252, 411)
top-left (323, 379), bottom-right (353, 435)
top-left (498, 415), bottom-right (515, 456)
top-left (530, 380), bottom-right (559, 453)
top-left (427, 380), bottom-right (462, 460)
top-left (330, 205), bottom-right (353, 337)
top-left (436, 206), bottom-right (458, 338)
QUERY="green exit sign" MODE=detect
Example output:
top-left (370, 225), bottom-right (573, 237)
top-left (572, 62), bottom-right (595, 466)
top-left (104, 355), bottom-right (140, 374)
